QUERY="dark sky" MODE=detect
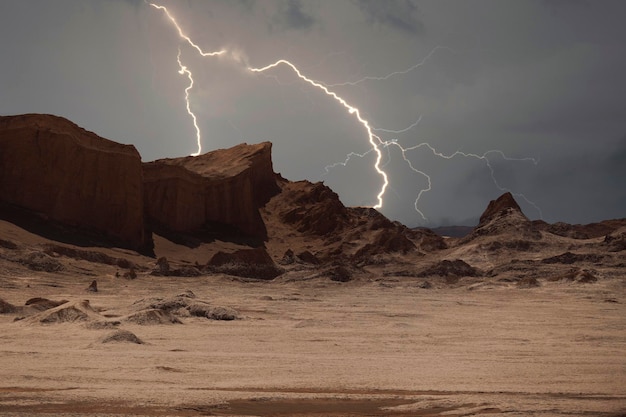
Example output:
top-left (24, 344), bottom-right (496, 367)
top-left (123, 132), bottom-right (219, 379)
top-left (1, 0), bottom-right (625, 226)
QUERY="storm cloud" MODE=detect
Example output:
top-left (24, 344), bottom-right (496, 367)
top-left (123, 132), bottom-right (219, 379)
top-left (356, 0), bottom-right (424, 34)
top-left (1, 0), bottom-right (624, 226)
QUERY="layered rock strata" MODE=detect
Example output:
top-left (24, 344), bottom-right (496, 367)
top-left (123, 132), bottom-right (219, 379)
top-left (0, 114), bottom-right (148, 251)
top-left (143, 142), bottom-right (279, 240)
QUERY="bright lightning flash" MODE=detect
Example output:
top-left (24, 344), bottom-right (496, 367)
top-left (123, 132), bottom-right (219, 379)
top-left (147, 1), bottom-right (387, 208)
top-left (147, 1), bottom-right (541, 221)
top-left (175, 49), bottom-right (201, 156)
top-left (248, 60), bottom-right (388, 209)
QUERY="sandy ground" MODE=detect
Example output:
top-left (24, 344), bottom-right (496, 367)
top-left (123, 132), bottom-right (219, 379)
top-left (1, 270), bottom-right (625, 416)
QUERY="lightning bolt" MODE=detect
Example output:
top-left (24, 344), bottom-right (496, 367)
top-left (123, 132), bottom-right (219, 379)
top-left (146, 1), bottom-right (542, 221)
top-left (323, 45), bottom-right (456, 87)
top-left (175, 49), bottom-right (202, 156)
top-left (385, 140), bottom-right (541, 220)
top-left (247, 60), bottom-right (388, 209)
top-left (147, 2), bottom-right (388, 208)
top-left (147, 2), bottom-right (225, 58)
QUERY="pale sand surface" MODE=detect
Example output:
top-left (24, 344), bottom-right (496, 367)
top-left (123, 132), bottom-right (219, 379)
top-left (1, 272), bottom-right (625, 416)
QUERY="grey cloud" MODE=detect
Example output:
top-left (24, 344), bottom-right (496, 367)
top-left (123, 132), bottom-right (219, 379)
top-left (2, 0), bottom-right (625, 227)
top-left (272, 0), bottom-right (315, 31)
top-left (356, 0), bottom-right (423, 35)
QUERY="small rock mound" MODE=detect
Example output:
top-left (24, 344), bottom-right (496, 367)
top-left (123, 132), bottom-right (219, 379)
top-left (551, 268), bottom-right (598, 283)
top-left (207, 247), bottom-right (282, 279)
top-left (150, 256), bottom-right (201, 277)
top-left (280, 249), bottom-right (325, 266)
top-left (417, 259), bottom-right (480, 278)
top-left (122, 309), bottom-right (182, 325)
top-left (296, 250), bottom-right (321, 265)
top-left (517, 276), bottom-right (540, 288)
top-left (0, 297), bottom-right (18, 314)
top-left (20, 252), bottom-right (63, 272)
top-left (25, 300), bottom-right (100, 324)
top-left (100, 329), bottom-right (144, 344)
top-left (541, 252), bottom-right (604, 264)
top-left (86, 280), bottom-right (98, 292)
top-left (0, 238), bottom-right (18, 250)
top-left (328, 265), bottom-right (352, 282)
top-left (207, 306), bottom-right (239, 321)
top-left (604, 227), bottom-right (626, 252)
top-left (24, 297), bottom-right (68, 312)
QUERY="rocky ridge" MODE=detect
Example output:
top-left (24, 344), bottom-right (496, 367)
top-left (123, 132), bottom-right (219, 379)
top-left (0, 114), bottom-right (624, 285)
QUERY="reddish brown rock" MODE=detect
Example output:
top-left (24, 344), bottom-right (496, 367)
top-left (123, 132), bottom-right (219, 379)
top-left (479, 192), bottom-right (523, 226)
top-left (143, 142), bottom-right (279, 240)
top-left (0, 114), bottom-right (149, 252)
top-left (464, 192), bottom-right (541, 241)
top-left (207, 247), bottom-right (282, 279)
top-left (277, 181), bottom-right (349, 235)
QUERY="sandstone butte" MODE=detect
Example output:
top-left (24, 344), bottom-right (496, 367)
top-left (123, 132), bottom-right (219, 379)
top-left (0, 114), bottom-right (280, 251)
top-left (0, 114), bottom-right (149, 252)
top-left (143, 142), bottom-right (280, 240)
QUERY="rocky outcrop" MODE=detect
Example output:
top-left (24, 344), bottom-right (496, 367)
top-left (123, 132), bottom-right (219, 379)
top-left (479, 192), bottom-right (523, 226)
top-left (464, 192), bottom-right (541, 241)
top-left (143, 142), bottom-right (280, 240)
top-left (278, 181), bottom-right (349, 236)
top-left (533, 218), bottom-right (626, 240)
top-left (0, 114), bottom-right (149, 252)
top-left (207, 247), bottom-right (282, 279)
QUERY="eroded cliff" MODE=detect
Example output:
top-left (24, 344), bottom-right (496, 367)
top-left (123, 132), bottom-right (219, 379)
top-left (143, 142), bottom-right (280, 240)
top-left (0, 114), bottom-right (149, 251)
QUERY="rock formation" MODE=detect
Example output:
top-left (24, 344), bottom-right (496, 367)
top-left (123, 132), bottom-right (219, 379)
top-left (0, 114), bottom-right (149, 252)
top-left (478, 192), bottom-right (523, 226)
top-left (207, 247), bottom-right (282, 279)
top-left (143, 142), bottom-right (280, 240)
top-left (277, 181), bottom-right (349, 236)
top-left (464, 192), bottom-right (541, 241)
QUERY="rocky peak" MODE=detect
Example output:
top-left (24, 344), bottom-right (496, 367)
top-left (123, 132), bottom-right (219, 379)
top-left (478, 192), bottom-right (525, 227)
top-left (464, 192), bottom-right (540, 241)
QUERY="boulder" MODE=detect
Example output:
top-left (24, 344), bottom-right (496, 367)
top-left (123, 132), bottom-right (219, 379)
top-left (207, 247), bottom-right (283, 279)
top-left (100, 329), bottom-right (144, 344)
top-left (0, 114), bottom-right (149, 252)
top-left (143, 142), bottom-right (280, 240)
top-left (24, 300), bottom-right (102, 324)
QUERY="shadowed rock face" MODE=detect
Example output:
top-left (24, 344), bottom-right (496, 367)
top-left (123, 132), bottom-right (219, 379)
top-left (143, 142), bottom-right (280, 241)
top-left (479, 192), bottom-right (524, 226)
top-left (465, 192), bottom-right (541, 241)
top-left (0, 114), bottom-right (149, 252)
top-left (277, 181), bottom-right (349, 236)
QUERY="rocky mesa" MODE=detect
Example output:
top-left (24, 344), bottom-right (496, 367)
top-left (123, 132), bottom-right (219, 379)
top-left (0, 114), bottom-right (149, 252)
top-left (0, 115), bottom-right (282, 250)
top-left (143, 142), bottom-right (280, 241)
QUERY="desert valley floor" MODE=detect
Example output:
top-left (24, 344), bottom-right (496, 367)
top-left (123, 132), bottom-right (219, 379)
top-left (1, 115), bottom-right (625, 416)
top-left (1, 242), bottom-right (625, 416)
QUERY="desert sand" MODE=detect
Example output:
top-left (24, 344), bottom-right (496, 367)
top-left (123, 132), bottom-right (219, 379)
top-left (1, 218), bottom-right (625, 416)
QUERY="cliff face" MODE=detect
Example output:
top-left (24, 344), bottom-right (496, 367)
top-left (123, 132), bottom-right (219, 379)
top-left (143, 142), bottom-right (280, 240)
top-left (0, 114), bottom-right (148, 251)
